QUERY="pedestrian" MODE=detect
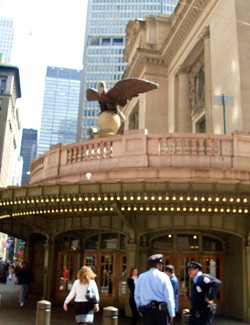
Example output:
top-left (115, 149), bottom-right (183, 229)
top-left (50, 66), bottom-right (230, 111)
top-left (63, 265), bottom-right (100, 325)
top-left (127, 267), bottom-right (140, 325)
top-left (182, 261), bottom-right (221, 325)
top-left (134, 254), bottom-right (175, 325)
top-left (15, 261), bottom-right (34, 307)
top-left (165, 265), bottom-right (179, 314)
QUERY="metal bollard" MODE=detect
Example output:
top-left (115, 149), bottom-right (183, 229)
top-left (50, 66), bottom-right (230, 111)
top-left (35, 300), bottom-right (51, 325)
top-left (102, 306), bottom-right (119, 325)
top-left (181, 314), bottom-right (190, 324)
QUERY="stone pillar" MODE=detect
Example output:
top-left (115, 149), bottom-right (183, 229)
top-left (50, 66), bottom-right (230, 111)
top-left (125, 243), bottom-right (137, 317)
top-left (177, 65), bottom-right (191, 132)
top-left (43, 239), bottom-right (55, 300)
top-left (201, 27), bottom-right (212, 134)
top-left (245, 233), bottom-right (250, 322)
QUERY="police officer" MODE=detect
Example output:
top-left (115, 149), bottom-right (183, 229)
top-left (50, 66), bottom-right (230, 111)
top-left (134, 254), bottom-right (175, 325)
top-left (183, 261), bottom-right (221, 325)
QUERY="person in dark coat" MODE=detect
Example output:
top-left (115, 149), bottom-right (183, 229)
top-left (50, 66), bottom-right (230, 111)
top-left (127, 267), bottom-right (140, 325)
top-left (15, 261), bottom-right (33, 307)
top-left (183, 261), bottom-right (221, 325)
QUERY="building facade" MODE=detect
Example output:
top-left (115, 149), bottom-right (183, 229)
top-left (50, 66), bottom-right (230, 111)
top-left (0, 63), bottom-right (21, 187)
top-left (20, 128), bottom-right (37, 184)
top-left (0, 0), bottom-right (250, 322)
top-left (0, 16), bottom-right (14, 63)
top-left (77, 0), bottom-right (178, 142)
top-left (37, 67), bottom-right (81, 156)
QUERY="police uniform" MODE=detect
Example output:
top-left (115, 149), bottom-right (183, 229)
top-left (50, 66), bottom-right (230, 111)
top-left (187, 262), bottom-right (221, 325)
top-left (134, 254), bottom-right (175, 325)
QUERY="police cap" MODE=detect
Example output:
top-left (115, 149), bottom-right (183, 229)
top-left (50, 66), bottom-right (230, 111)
top-left (187, 261), bottom-right (202, 270)
top-left (148, 254), bottom-right (163, 265)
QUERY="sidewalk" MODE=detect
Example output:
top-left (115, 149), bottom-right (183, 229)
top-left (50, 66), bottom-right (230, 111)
top-left (0, 279), bottom-right (248, 324)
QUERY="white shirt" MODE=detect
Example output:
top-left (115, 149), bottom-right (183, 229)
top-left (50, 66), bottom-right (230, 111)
top-left (64, 279), bottom-right (99, 304)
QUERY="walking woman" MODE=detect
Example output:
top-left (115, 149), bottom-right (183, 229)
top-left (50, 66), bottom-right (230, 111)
top-left (63, 266), bottom-right (100, 325)
top-left (127, 267), bottom-right (140, 325)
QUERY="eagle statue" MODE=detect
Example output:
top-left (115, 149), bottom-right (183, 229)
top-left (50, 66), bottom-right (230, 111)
top-left (86, 78), bottom-right (159, 114)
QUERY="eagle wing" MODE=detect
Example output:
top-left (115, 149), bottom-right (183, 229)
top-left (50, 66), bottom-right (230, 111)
top-left (86, 88), bottom-right (100, 101)
top-left (100, 78), bottom-right (159, 107)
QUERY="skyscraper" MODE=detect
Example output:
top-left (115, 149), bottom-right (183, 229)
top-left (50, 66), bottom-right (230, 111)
top-left (77, 0), bottom-right (178, 142)
top-left (37, 67), bottom-right (82, 157)
top-left (0, 16), bottom-right (14, 63)
top-left (20, 128), bottom-right (37, 184)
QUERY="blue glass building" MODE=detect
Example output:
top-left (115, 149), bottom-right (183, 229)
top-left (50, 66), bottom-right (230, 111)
top-left (37, 67), bottom-right (82, 156)
top-left (77, 0), bottom-right (178, 141)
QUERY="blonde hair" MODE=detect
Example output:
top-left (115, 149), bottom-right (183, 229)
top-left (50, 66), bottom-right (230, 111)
top-left (77, 266), bottom-right (97, 284)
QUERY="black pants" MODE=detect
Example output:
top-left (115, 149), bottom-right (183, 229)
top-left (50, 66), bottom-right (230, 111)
top-left (142, 308), bottom-right (169, 325)
top-left (189, 310), bottom-right (214, 325)
top-left (129, 297), bottom-right (140, 325)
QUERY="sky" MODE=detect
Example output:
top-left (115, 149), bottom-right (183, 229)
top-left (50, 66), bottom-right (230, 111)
top-left (1, 0), bottom-right (88, 131)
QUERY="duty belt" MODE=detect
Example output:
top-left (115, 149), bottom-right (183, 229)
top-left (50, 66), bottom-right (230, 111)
top-left (139, 301), bottom-right (168, 311)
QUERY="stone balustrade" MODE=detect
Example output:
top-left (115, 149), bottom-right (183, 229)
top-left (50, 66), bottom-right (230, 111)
top-left (29, 130), bottom-right (250, 184)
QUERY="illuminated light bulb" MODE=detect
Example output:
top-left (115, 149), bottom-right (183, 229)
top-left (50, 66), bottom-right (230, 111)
top-left (99, 207), bottom-right (103, 211)
top-left (64, 209), bottom-right (68, 212)
top-left (91, 197), bottom-right (95, 201)
top-left (144, 195), bottom-right (148, 200)
top-left (226, 208), bottom-right (230, 213)
top-left (220, 208), bottom-right (224, 212)
top-left (187, 196), bottom-right (191, 201)
top-left (195, 207), bottom-right (199, 212)
top-left (151, 195), bottom-right (155, 200)
top-left (127, 207), bottom-right (131, 211)
top-left (194, 196), bottom-right (198, 201)
top-left (183, 207), bottom-right (187, 211)
top-left (61, 198), bottom-right (65, 202)
top-left (233, 208), bottom-right (237, 213)
top-left (208, 197), bottom-right (212, 201)
top-left (158, 207), bottom-right (162, 211)
top-left (56, 198), bottom-right (60, 202)
top-left (193, 235), bottom-right (197, 239)
top-left (85, 197), bottom-right (89, 201)
top-left (146, 207), bottom-right (150, 211)
top-left (238, 209), bottom-right (242, 213)
top-left (110, 196), bottom-right (114, 201)
top-left (208, 208), bottom-right (212, 212)
top-left (97, 196), bottom-right (101, 201)
top-left (202, 208), bottom-right (206, 212)
top-left (236, 198), bottom-right (240, 202)
top-left (158, 195), bottom-right (162, 200)
top-left (140, 207), bottom-right (144, 211)
top-left (168, 234), bottom-right (172, 238)
top-left (22, 200), bottom-right (25, 204)
top-left (88, 208), bottom-right (92, 211)
top-left (230, 198), bottom-right (234, 202)
top-left (133, 207), bottom-right (137, 211)
top-left (137, 195), bottom-right (141, 200)
top-left (104, 196), bottom-right (108, 201)
top-left (176, 207), bottom-right (180, 211)
top-left (170, 207), bottom-right (174, 211)
top-left (78, 208), bottom-right (82, 212)
top-left (84, 208), bottom-right (87, 212)
top-left (215, 197), bottom-right (219, 202)
top-left (189, 207), bottom-right (193, 211)
top-left (110, 207), bottom-right (113, 211)
top-left (165, 196), bottom-right (169, 200)
top-left (179, 196), bottom-right (183, 201)
top-left (222, 197), bottom-right (226, 202)
top-left (121, 207), bottom-right (125, 211)
top-left (130, 196), bottom-right (134, 200)
top-left (50, 198), bottom-right (54, 202)
top-left (244, 209), bottom-right (248, 213)
top-left (243, 198), bottom-right (247, 203)
top-left (45, 198), bottom-right (49, 203)
top-left (172, 196), bottom-right (176, 201)
top-left (35, 199), bottom-right (39, 203)
top-left (164, 207), bottom-right (168, 211)
top-left (78, 197), bottom-right (82, 201)
top-left (214, 208), bottom-right (218, 212)
top-left (201, 197), bottom-right (205, 201)
top-left (73, 197), bottom-right (76, 202)
top-left (116, 195), bottom-right (120, 200)
top-left (123, 196), bottom-right (128, 200)
top-left (152, 207), bottom-right (156, 211)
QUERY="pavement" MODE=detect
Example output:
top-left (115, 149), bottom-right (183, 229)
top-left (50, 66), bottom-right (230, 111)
top-left (0, 279), bottom-right (249, 324)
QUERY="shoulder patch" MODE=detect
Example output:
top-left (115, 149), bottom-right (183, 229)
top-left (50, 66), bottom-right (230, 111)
top-left (203, 277), bottom-right (211, 283)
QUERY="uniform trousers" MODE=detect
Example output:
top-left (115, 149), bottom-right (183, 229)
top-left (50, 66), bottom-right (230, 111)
top-left (188, 310), bottom-right (214, 325)
top-left (142, 308), bottom-right (170, 325)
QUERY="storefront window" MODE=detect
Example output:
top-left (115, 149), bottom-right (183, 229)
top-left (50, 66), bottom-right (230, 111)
top-left (176, 235), bottom-right (199, 250)
top-left (152, 235), bottom-right (173, 250)
top-left (203, 236), bottom-right (222, 251)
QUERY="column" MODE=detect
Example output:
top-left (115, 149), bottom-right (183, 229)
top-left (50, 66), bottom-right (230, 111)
top-left (201, 27), bottom-right (212, 134)
top-left (43, 239), bottom-right (55, 300)
top-left (177, 65), bottom-right (191, 132)
top-left (245, 233), bottom-right (250, 322)
top-left (125, 243), bottom-right (137, 317)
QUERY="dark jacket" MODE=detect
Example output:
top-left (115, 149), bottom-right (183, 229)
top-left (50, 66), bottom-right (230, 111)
top-left (16, 267), bottom-right (33, 285)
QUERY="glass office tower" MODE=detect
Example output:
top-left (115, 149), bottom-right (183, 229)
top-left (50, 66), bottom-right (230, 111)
top-left (20, 128), bottom-right (37, 184)
top-left (77, 0), bottom-right (178, 141)
top-left (37, 67), bottom-right (82, 156)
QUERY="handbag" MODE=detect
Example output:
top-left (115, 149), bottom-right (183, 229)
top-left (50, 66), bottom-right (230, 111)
top-left (85, 282), bottom-right (97, 304)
